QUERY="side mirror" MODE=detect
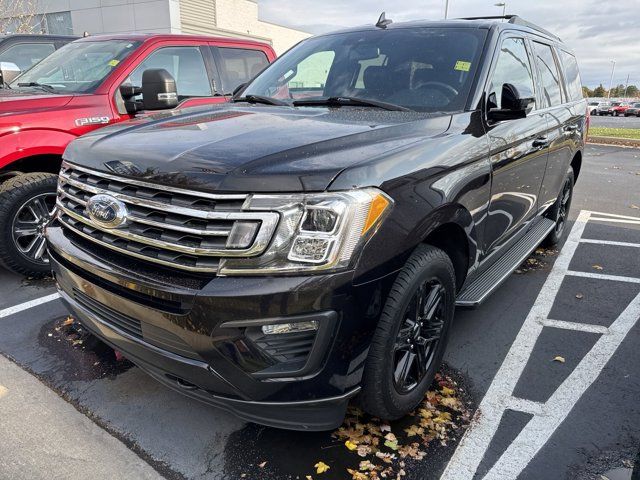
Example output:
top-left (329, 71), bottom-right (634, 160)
top-left (488, 83), bottom-right (535, 122)
top-left (142, 68), bottom-right (178, 110)
top-left (0, 62), bottom-right (21, 87)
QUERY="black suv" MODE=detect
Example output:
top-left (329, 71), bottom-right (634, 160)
top-left (47, 15), bottom-right (587, 430)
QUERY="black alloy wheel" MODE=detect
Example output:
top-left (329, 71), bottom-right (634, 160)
top-left (543, 168), bottom-right (574, 247)
top-left (392, 280), bottom-right (446, 393)
top-left (12, 192), bottom-right (57, 265)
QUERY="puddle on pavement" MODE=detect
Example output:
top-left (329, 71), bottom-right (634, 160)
top-left (223, 365), bottom-right (474, 480)
top-left (39, 316), bottom-right (133, 382)
top-left (515, 247), bottom-right (558, 274)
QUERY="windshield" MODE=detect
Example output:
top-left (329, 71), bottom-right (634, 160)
top-left (11, 40), bottom-right (141, 93)
top-left (242, 27), bottom-right (487, 112)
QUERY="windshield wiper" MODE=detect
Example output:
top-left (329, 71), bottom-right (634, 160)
top-left (17, 82), bottom-right (57, 93)
top-left (232, 94), bottom-right (288, 106)
top-left (293, 96), bottom-right (410, 112)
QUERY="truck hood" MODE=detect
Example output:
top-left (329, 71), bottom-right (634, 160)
top-left (65, 104), bottom-right (452, 192)
top-left (0, 90), bottom-right (74, 116)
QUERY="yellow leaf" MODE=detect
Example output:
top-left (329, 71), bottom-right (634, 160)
top-left (345, 440), bottom-right (358, 451)
top-left (306, 477), bottom-right (313, 480)
top-left (553, 356), bottom-right (566, 363)
top-left (404, 425), bottom-right (424, 437)
top-left (592, 264), bottom-right (604, 271)
top-left (315, 462), bottom-right (330, 474)
top-left (441, 386), bottom-right (455, 396)
top-left (347, 469), bottom-right (368, 480)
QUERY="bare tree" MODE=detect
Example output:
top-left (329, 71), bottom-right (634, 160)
top-left (0, 0), bottom-right (41, 34)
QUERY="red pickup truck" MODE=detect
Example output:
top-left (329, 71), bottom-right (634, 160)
top-left (0, 34), bottom-right (275, 276)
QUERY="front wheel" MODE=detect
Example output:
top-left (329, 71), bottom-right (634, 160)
top-left (543, 168), bottom-right (574, 247)
top-left (359, 245), bottom-right (456, 420)
top-left (0, 173), bottom-right (58, 277)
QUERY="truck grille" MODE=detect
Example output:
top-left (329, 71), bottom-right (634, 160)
top-left (56, 162), bottom-right (279, 273)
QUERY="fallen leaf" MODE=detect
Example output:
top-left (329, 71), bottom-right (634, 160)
top-left (575, 293), bottom-right (584, 299)
top-left (553, 356), bottom-right (566, 363)
top-left (359, 460), bottom-right (376, 471)
top-left (314, 461), bottom-right (330, 474)
top-left (380, 424), bottom-right (391, 433)
top-left (62, 316), bottom-right (74, 327)
top-left (357, 445), bottom-right (372, 457)
top-left (592, 265), bottom-right (604, 271)
top-left (384, 439), bottom-right (399, 451)
top-left (404, 425), bottom-right (424, 437)
top-left (631, 205), bottom-right (639, 209)
top-left (306, 476), bottom-right (313, 480)
top-left (347, 469), bottom-right (369, 480)
top-left (441, 386), bottom-right (455, 396)
top-left (345, 440), bottom-right (358, 451)
top-left (258, 461), bottom-right (267, 468)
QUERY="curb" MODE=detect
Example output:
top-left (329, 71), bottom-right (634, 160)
top-left (587, 136), bottom-right (640, 147)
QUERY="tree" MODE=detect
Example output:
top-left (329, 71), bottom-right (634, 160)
top-left (592, 84), bottom-right (606, 98)
top-left (582, 86), bottom-right (594, 98)
top-left (0, 0), bottom-right (40, 34)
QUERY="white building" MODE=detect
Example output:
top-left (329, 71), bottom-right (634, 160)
top-left (3, 0), bottom-right (310, 54)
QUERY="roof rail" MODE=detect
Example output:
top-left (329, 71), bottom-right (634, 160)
top-left (459, 15), bottom-right (561, 42)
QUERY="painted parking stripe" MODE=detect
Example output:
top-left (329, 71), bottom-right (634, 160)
top-left (440, 210), bottom-right (640, 480)
top-left (567, 270), bottom-right (640, 284)
top-left (579, 239), bottom-right (640, 248)
top-left (0, 293), bottom-right (60, 320)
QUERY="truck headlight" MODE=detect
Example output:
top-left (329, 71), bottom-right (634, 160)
top-left (218, 188), bottom-right (392, 275)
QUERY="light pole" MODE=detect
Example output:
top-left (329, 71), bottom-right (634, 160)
top-left (444, 0), bottom-right (449, 19)
top-left (607, 60), bottom-right (616, 99)
top-left (494, 2), bottom-right (506, 17)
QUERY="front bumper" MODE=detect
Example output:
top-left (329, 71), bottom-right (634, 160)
top-left (47, 223), bottom-right (393, 430)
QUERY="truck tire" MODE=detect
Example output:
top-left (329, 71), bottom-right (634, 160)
top-left (543, 168), bottom-right (574, 247)
top-left (359, 244), bottom-right (456, 420)
top-left (0, 173), bottom-right (58, 277)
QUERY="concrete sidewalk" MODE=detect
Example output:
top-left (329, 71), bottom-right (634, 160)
top-left (0, 355), bottom-right (163, 480)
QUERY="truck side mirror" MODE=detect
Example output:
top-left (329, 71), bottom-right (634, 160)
top-left (488, 83), bottom-right (535, 122)
top-left (141, 68), bottom-right (178, 110)
top-left (0, 62), bottom-right (21, 87)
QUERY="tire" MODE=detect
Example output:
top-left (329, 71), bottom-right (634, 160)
top-left (0, 173), bottom-right (58, 277)
top-left (359, 244), bottom-right (456, 420)
top-left (543, 168), bottom-right (574, 247)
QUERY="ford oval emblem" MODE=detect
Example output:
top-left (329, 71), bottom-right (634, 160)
top-left (86, 194), bottom-right (128, 229)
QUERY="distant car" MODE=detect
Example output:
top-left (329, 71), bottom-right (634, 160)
top-left (0, 34), bottom-right (77, 86)
top-left (610, 102), bottom-right (631, 116)
top-left (623, 102), bottom-right (640, 117)
top-left (595, 102), bottom-right (612, 115)
top-left (588, 101), bottom-right (607, 115)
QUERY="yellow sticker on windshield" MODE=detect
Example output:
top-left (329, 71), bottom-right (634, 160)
top-left (108, 59), bottom-right (120, 67)
top-left (454, 61), bottom-right (471, 72)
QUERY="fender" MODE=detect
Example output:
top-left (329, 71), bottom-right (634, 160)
top-left (0, 129), bottom-right (78, 169)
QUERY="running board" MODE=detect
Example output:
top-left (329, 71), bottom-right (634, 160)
top-left (456, 218), bottom-right (556, 308)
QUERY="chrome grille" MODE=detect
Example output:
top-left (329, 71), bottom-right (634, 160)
top-left (56, 162), bottom-right (279, 272)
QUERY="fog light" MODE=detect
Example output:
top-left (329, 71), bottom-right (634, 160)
top-left (288, 236), bottom-right (331, 263)
top-left (262, 320), bottom-right (319, 335)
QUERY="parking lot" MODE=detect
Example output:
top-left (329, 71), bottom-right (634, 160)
top-left (591, 114), bottom-right (640, 130)
top-left (0, 144), bottom-right (638, 480)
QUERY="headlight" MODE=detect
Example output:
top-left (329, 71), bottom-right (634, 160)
top-left (218, 188), bottom-right (392, 275)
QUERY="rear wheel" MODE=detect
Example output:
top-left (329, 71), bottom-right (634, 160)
top-left (543, 168), bottom-right (574, 247)
top-left (359, 245), bottom-right (456, 420)
top-left (0, 173), bottom-right (58, 277)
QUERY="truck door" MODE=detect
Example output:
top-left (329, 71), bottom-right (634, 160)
top-left (481, 35), bottom-right (549, 258)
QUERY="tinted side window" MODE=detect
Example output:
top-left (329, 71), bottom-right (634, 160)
top-left (558, 50), bottom-right (583, 102)
top-left (217, 48), bottom-right (269, 93)
top-left (129, 46), bottom-right (211, 98)
top-left (533, 42), bottom-right (563, 107)
top-left (488, 37), bottom-right (536, 110)
top-left (1, 43), bottom-right (55, 71)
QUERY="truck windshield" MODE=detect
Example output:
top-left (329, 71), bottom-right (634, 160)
top-left (11, 40), bottom-right (140, 93)
top-left (241, 27), bottom-right (487, 113)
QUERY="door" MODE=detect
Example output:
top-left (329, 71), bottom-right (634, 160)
top-left (536, 45), bottom-right (582, 211)
top-left (481, 36), bottom-right (549, 257)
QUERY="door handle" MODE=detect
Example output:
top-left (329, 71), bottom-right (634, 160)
top-left (532, 137), bottom-right (548, 149)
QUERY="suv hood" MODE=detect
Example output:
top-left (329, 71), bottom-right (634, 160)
top-left (0, 90), bottom-right (74, 116)
top-left (65, 104), bottom-right (452, 192)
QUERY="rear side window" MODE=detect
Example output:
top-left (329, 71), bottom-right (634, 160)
top-left (557, 50), bottom-right (583, 102)
top-left (217, 47), bottom-right (269, 94)
top-left (487, 37), bottom-right (536, 110)
top-left (532, 42), bottom-right (563, 107)
top-left (1, 43), bottom-right (55, 71)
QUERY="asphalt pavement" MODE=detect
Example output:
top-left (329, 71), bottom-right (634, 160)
top-left (591, 114), bottom-right (640, 129)
top-left (0, 144), bottom-right (638, 480)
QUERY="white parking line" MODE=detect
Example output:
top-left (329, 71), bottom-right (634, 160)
top-left (580, 239), bottom-right (640, 248)
top-left (567, 270), bottom-right (640, 284)
top-left (0, 293), bottom-right (60, 320)
top-left (440, 210), bottom-right (640, 480)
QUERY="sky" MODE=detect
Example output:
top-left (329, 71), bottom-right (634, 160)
top-left (259, 0), bottom-right (639, 89)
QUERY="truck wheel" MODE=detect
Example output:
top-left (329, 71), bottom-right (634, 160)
top-left (359, 245), bottom-right (455, 420)
top-left (543, 169), bottom-right (574, 247)
top-left (0, 173), bottom-right (58, 277)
